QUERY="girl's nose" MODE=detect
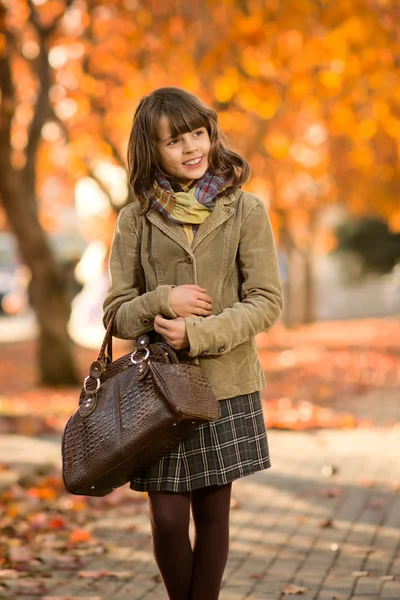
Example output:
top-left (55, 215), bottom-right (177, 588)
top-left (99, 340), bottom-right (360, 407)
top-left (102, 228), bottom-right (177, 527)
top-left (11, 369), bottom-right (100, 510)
top-left (182, 136), bottom-right (198, 153)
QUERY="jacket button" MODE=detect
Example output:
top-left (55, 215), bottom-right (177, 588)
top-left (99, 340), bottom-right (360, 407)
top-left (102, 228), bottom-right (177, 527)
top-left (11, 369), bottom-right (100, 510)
top-left (142, 317), bottom-right (151, 326)
top-left (218, 345), bottom-right (226, 353)
top-left (185, 255), bottom-right (193, 264)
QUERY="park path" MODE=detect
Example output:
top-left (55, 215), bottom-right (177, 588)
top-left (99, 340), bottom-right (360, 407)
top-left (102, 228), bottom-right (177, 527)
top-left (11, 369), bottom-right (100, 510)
top-left (1, 425), bottom-right (399, 600)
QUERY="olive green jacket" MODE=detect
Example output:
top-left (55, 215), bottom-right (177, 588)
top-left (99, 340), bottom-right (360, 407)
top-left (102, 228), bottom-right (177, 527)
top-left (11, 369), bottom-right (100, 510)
top-left (103, 189), bottom-right (283, 400)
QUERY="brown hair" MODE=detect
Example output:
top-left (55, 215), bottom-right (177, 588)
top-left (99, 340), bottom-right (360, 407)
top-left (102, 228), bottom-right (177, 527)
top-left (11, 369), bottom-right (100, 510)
top-left (127, 87), bottom-right (250, 211)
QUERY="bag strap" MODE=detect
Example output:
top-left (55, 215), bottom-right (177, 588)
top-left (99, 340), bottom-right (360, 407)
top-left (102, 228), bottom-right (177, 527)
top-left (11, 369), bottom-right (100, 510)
top-left (97, 304), bottom-right (122, 364)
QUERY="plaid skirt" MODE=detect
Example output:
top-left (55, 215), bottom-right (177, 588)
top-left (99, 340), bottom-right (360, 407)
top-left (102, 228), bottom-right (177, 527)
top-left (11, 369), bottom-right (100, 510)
top-left (129, 391), bottom-right (271, 493)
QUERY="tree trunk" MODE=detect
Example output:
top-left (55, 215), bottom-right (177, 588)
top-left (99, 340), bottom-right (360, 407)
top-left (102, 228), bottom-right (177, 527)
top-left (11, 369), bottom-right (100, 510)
top-left (302, 247), bottom-right (315, 324)
top-left (0, 171), bottom-right (79, 386)
top-left (0, 0), bottom-right (79, 385)
top-left (279, 222), bottom-right (296, 328)
top-left (301, 214), bottom-right (317, 325)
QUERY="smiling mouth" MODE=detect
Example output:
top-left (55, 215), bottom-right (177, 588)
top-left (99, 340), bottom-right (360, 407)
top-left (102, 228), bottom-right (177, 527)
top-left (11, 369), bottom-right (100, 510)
top-left (183, 157), bottom-right (203, 166)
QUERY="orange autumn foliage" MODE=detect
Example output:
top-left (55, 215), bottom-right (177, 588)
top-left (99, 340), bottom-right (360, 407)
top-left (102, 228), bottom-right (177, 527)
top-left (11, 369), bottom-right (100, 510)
top-left (1, 0), bottom-right (398, 249)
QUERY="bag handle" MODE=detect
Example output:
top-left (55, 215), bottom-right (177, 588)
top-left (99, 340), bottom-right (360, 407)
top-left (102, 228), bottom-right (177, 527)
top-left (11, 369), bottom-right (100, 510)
top-left (97, 304), bottom-right (122, 364)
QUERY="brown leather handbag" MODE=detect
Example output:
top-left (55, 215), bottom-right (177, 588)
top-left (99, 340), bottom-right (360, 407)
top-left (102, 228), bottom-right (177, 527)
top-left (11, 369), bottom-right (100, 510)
top-left (62, 308), bottom-right (221, 497)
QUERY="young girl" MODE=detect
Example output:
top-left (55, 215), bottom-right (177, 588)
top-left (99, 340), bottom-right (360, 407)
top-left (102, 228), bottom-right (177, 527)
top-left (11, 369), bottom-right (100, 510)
top-left (103, 87), bottom-right (283, 600)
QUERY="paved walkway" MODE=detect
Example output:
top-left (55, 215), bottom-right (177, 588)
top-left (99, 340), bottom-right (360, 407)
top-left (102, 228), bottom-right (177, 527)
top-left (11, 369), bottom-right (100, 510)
top-left (1, 426), bottom-right (399, 600)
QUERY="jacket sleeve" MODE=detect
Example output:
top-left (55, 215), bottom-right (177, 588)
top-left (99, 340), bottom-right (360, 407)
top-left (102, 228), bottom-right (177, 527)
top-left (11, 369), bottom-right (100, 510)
top-left (102, 209), bottom-right (177, 339)
top-left (184, 200), bottom-right (283, 357)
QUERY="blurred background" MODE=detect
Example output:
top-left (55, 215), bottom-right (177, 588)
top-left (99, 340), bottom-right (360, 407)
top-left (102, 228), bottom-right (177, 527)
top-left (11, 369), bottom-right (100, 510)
top-left (0, 2), bottom-right (400, 596)
top-left (0, 0), bottom-right (399, 428)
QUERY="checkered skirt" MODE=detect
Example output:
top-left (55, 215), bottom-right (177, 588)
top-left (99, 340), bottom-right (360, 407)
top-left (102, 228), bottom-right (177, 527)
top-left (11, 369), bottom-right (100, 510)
top-left (129, 392), bottom-right (271, 493)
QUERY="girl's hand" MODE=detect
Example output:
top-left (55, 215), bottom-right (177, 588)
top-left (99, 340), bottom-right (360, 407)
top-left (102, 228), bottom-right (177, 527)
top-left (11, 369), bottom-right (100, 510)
top-left (170, 285), bottom-right (213, 318)
top-left (154, 315), bottom-right (189, 350)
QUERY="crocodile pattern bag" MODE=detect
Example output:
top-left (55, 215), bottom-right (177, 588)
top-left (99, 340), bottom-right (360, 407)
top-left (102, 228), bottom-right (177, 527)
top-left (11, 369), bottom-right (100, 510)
top-left (61, 308), bottom-right (221, 497)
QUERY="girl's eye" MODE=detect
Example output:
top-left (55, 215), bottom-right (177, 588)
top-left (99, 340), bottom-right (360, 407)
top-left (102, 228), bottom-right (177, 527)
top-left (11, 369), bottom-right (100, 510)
top-left (167, 139), bottom-right (179, 146)
top-left (193, 130), bottom-right (203, 137)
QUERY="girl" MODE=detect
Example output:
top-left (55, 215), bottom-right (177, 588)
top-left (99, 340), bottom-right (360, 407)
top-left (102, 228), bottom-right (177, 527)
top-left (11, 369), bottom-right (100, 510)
top-left (103, 87), bottom-right (283, 600)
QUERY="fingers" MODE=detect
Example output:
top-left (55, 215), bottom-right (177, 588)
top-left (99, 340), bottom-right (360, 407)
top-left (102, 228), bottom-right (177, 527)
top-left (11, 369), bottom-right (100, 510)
top-left (190, 300), bottom-right (213, 317)
top-left (154, 315), bottom-right (171, 334)
top-left (190, 309), bottom-right (211, 317)
top-left (196, 298), bottom-right (212, 310)
top-left (183, 285), bottom-right (212, 302)
top-left (178, 285), bottom-right (213, 304)
top-left (197, 292), bottom-right (213, 305)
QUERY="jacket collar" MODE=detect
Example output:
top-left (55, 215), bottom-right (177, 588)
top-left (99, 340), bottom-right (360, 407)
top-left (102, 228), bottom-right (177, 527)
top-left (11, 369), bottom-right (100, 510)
top-left (146, 192), bottom-right (237, 252)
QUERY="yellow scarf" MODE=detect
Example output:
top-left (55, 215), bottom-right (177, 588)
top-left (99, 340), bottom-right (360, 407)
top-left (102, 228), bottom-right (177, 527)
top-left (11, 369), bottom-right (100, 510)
top-left (175, 185), bottom-right (210, 246)
top-left (170, 188), bottom-right (211, 225)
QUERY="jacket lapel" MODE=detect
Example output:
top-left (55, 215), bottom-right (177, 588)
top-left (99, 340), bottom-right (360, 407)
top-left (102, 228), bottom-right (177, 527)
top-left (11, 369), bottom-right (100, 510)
top-left (147, 193), bottom-right (237, 252)
top-left (191, 199), bottom-right (235, 250)
top-left (147, 210), bottom-right (192, 253)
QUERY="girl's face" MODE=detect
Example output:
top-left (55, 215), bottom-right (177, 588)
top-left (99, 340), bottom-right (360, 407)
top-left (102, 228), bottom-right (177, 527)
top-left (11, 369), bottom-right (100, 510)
top-left (156, 115), bottom-right (211, 184)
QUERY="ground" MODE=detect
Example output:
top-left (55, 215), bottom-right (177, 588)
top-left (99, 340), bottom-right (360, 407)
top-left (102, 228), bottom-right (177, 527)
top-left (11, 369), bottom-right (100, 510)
top-left (0, 318), bottom-right (399, 599)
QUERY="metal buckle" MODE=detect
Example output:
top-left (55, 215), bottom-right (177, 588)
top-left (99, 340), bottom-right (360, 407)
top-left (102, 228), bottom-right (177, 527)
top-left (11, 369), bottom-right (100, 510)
top-left (130, 348), bottom-right (150, 364)
top-left (83, 375), bottom-right (101, 392)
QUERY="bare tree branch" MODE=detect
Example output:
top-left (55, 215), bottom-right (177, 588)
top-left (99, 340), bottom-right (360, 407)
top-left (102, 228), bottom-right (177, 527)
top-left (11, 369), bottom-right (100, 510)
top-left (24, 0), bottom-right (75, 193)
top-left (26, 0), bottom-right (75, 35)
top-left (0, 2), bottom-right (15, 169)
top-left (24, 38), bottom-right (51, 193)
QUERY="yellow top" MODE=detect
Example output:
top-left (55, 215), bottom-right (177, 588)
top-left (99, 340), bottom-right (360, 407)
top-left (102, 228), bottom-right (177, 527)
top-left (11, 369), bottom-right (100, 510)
top-left (177, 182), bottom-right (210, 246)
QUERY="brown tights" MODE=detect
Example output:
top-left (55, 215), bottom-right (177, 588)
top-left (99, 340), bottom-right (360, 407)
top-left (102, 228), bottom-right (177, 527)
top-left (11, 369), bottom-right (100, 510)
top-left (148, 483), bottom-right (232, 600)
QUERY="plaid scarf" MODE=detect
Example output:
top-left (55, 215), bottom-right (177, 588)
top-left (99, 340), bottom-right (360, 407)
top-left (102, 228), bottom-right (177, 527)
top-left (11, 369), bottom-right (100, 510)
top-left (151, 170), bottom-right (228, 233)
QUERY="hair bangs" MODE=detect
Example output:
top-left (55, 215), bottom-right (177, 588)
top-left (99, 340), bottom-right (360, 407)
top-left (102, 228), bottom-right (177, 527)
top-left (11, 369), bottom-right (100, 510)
top-left (160, 100), bottom-right (209, 139)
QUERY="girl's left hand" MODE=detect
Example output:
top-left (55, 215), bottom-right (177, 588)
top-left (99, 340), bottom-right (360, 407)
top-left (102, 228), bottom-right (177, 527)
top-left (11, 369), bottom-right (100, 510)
top-left (154, 315), bottom-right (189, 350)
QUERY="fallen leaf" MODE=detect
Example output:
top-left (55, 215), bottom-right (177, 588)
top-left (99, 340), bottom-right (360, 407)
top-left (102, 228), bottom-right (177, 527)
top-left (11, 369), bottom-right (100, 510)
top-left (48, 517), bottom-right (66, 530)
top-left (27, 487), bottom-right (57, 500)
top-left (283, 583), bottom-right (307, 595)
top-left (53, 555), bottom-right (83, 569)
top-left (12, 580), bottom-right (48, 595)
top-left (69, 529), bottom-right (93, 544)
top-left (320, 518), bottom-right (334, 528)
top-left (380, 575), bottom-right (395, 581)
top-left (8, 546), bottom-right (33, 563)
top-left (352, 571), bottom-right (369, 577)
top-left (77, 570), bottom-right (108, 579)
top-left (28, 513), bottom-right (49, 529)
top-left (104, 571), bottom-right (131, 579)
top-left (77, 570), bottom-right (131, 580)
top-left (0, 569), bottom-right (20, 579)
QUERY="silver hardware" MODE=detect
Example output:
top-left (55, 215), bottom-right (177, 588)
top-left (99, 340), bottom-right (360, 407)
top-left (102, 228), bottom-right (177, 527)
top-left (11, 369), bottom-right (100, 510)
top-left (172, 423), bottom-right (177, 426)
top-left (84, 376), bottom-right (100, 392)
top-left (192, 421), bottom-right (196, 424)
top-left (91, 485), bottom-right (95, 489)
top-left (130, 348), bottom-right (150, 364)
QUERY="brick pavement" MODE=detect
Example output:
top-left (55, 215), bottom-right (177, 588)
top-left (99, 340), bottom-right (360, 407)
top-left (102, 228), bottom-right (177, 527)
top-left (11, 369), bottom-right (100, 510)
top-left (1, 427), bottom-right (399, 600)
